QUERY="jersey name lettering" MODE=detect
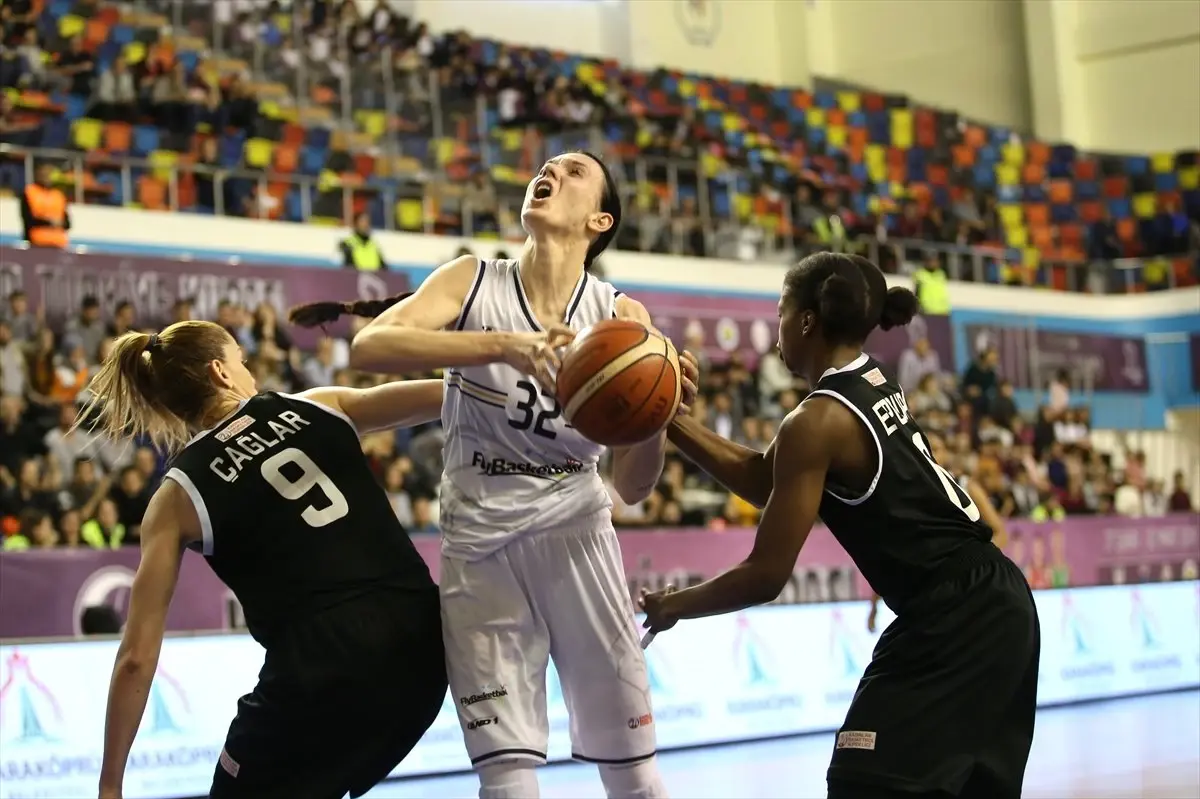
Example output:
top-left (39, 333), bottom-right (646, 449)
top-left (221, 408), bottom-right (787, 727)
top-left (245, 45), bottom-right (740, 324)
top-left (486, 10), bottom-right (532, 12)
top-left (210, 410), bottom-right (310, 483)
top-left (870, 391), bottom-right (910, 436)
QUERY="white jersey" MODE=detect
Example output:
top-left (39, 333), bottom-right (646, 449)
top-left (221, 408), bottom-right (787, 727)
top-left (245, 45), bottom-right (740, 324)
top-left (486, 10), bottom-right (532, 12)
top-left (439, 258), bottom-right (621, 560)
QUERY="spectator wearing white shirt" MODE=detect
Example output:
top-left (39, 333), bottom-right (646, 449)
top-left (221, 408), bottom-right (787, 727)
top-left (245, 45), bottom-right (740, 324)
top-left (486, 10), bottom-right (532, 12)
top-left (1047, 369), bottom-right (1070, 415)
top-left (896, 336), bottom-right (942, 394)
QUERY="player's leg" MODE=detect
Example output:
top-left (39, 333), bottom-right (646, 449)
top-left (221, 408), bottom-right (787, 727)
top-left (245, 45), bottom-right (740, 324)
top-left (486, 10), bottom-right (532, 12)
top-left (520, 526), bottom-right (668, 799)
top-left (826, 557), bottom-right (1040, 798)
top-left (440, 549), bottom-right (551, 799)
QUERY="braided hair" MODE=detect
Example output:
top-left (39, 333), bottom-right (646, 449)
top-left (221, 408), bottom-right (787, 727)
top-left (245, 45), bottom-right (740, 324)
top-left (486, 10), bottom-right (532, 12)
top-left (288, 292), bottom-right (413, 328)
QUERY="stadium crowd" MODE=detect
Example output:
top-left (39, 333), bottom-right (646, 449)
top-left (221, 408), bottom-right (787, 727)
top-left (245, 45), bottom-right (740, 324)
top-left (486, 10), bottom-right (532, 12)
top-left (2, 0), bottom-right (1199, 289)
top-left (0, 288), bottom-right (1193, 551)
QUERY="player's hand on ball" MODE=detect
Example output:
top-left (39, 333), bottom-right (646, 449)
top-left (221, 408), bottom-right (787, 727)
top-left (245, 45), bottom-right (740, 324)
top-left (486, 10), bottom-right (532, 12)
top-left (677, 350), bottom-right (700, 418)
top-left (503, 326), bottom-right (575, 392)
top-left (639, 585), bottom-right (680, 635)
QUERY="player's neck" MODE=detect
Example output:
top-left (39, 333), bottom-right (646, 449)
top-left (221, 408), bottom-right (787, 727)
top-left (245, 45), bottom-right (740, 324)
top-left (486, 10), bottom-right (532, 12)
top-left (519, 237), bottom-right (587, 310)
top-left (196, 393), bottom-right (247, 432)
top-left (812, 345), bottom-right (865, 381)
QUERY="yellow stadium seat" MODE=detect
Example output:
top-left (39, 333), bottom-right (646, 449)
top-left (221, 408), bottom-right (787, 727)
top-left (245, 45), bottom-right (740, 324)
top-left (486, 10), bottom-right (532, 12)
top-left (890, 109), bottom-right (913, 149)
top-left (498, 129), bottom-right (522, 151)
top-left (677, 79), bottom-right (695, 98)
top-left (867, 195), bottom-right (882, 214)
top-left (1180, 166), bottom-right (1200, 190)
top-left (1023, 248), bottom-right (1040, 267)
top-left (58, 14), bottom-right (86, 39)
top-left (123, 42), bottom-right (146, 65)
top-left (147, 149), bottom-right (178, 182)
top-left (576, 63), bottom-right (596, 82)
top-left (836, 92), bottom-right (861, 113)
top-left (243, 138), bottom-right (274, 170)
top-left (1001, 142), bottom-right (1025, 167)
top-left (732, 194), bottom-right (752, 219)
top-left (310, 217), bottom-right (340, 227)
top-left (700, 152), bottom-right (723, 178)
top-left (696, 97), bottom-right (714, 111)
top-left (994, 164), bottom-right (1020, 187)
top-left (721, 114), bottom-right (744, 132)
top-left (635, 126), bottom-right (654, 148)
top-left (355, 110), bottom-right (386, 139)
top-left (998, 204), bottom-right (1023, 228)
top-left (71, 118), bottom-right (103, 151)
top-left (889, 181), bottom-right (907, 199)
top-left (258, 101), bottom-right (282, 120)
top-left (1151, 153), bottom-right (1175, 174)
top-left (1132, 192), bottom-right (1157, 219)
top-left (865, 145), bottom-right (886, 166)
top-left (805, 109), bottom-right (825, 129)
top-left (827, 125), bottom-right (847, 149)
top-left (1143, 258), bottom-right (1168, 283)
top-left (867, 161), bottom-right (886, 183)
top-left (395, 199), bottom-right (424, 231)
top-left (433, 138), bottom-right (456, 166)
top-left (1006, 227), bottom-right (1028, 248)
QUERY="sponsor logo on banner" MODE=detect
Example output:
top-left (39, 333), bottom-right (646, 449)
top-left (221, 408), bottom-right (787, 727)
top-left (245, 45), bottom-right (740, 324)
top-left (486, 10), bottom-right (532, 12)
top-left (1059, 591), bottom-right (1116, 681)
top-left (824, 608), bottom-right (869, 707)
top-left (0, 651), bottom-right (64, 746)
top-left (645, 650), bottom-right (704, 722)
top-left (1128, 589), bottom-right (1181, 673)
top-left (727, 615), bottom-right (802, 715)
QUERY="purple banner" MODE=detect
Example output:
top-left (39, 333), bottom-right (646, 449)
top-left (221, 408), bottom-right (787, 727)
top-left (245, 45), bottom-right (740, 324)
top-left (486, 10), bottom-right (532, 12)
top-left (3, 515), bottom-right (1196, 640)
top-left (1192, 334), bottom-right (1200, 391)
top-left (965, 323), bottom-right (1149, 392)
top-left (638, 289), bottom-right (954, 371)
top-left (0, 246), bottom-right (410, 349)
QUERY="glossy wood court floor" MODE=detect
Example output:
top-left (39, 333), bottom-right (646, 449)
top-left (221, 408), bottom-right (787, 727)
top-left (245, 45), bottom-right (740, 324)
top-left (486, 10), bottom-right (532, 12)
top-left (365, 690), bottom-right (1200, 798)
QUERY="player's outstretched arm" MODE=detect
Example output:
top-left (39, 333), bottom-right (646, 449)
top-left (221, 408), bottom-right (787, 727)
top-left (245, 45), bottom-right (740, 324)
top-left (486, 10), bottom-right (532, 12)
top-left (100, 482), bottom-right (197, 798)
top-left (666, 416), bottom-right (776, 508)
top-left (966, 478), bottom-right (1009, 547)
top-left (301, 379), bottom-right (445, 433)
top-left (642, 401), bottom-right (836, 631)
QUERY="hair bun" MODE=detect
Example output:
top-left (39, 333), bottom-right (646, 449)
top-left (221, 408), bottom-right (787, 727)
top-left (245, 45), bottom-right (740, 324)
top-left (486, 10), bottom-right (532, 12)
top-left (818, 272), bottom-right (866, 326)
top-left (878, 287), bottom-right (919, 331)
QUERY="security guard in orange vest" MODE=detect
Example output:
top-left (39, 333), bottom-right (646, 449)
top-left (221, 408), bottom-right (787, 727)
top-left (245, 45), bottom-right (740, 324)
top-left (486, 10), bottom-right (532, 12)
top-left (21, 163), bottom-right (70, 249)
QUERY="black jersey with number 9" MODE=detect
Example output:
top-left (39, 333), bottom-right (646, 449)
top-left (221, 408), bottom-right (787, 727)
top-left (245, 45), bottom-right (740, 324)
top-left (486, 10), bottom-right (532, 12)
top-left (165, 392), bottom-right (434, 649)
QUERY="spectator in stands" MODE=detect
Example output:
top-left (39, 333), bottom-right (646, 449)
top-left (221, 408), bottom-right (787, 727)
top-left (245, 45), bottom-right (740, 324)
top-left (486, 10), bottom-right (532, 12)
top-left (81, 496), bottom-right (125, 548)
top-left (1031, 491), bottom-right (1066, 523)
top-left (950, 188), bottom-right (987, 245)
top-left (150, 61), bottom-right (192, 136)
top-left (0, 1), bottom-right (38, 43)
top-left (91, 55), bottom-right (137, 122)
top-left (14, 27), bottom-right (53, 91)
top-left (4, 291), bottom-right (36, 342)
top-left (0, 457), bottom-right (57, 519)
top-left (0, 321), bottom-right (26, 399)
top-left (2, 507), bottom-right (57, 550)
top-left (62, 295), bottom-right (105, 361)
top-left (44, 402), bottom-right (98, 477)
top-left (1047, 369), bottom-right (1070, 414)
top-left (302, 337), bottom-right (337, 388)
top-left (912, 252), bottom-right (950, 315)
top-left (109, 465), bottom-right (150, 532)
top-left (107, 300), bottom-right (137, 339)
top-left (1169, 471), bottom-right (1194, 512)
top-left (961, 347), bottom-right (999, 415)
top-left (990, 379), bottom-right (1019, 429)
top-left (340, 212), bottom-right (388, 270)
top-left (410, 495), bottom-right (438, 534)
top-left (0, 396), bottom-right (42, 474)
top-left (1142, 479), bottom-right (1168, 517)
top-left (1113, 478), bottom-right (1144, 517)
top-left (65, 456), bottom-right (107, 514)
top-left (26, 326), bottom-right (59, 414)
top-left (463, 174), bottom-right (499, 236)
top-left (1142, 196), bottom-right (1191, 256)
top-left (53, 35), bottom-right (94, 97)
top-left (21, 162), bottom-right (70, 249)
top-left (896, 335), bottom-right (942, 394)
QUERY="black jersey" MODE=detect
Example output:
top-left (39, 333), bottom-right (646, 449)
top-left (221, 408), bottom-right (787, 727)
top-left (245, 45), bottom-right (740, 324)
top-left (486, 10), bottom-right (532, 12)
top-left (165, 392), bottom-right (433, 649)
top-left (809, 354), bottom-right (993, 610)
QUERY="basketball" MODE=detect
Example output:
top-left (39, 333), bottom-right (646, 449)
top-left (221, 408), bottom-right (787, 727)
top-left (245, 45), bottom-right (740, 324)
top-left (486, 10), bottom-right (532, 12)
top-left (556, 319), bottom-right (682, 447)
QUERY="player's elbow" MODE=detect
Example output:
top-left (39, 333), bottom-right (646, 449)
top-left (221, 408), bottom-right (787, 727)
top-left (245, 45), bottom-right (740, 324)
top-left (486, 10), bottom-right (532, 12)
top-left (613, 477), bottom-right (654, 507)
top-left (349, 327), bottom-right (405, 372)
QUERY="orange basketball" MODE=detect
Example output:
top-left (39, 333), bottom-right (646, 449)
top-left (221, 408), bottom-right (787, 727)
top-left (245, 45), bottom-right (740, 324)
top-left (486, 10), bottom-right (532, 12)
top-left (556, 319), bottom-right (681, 448)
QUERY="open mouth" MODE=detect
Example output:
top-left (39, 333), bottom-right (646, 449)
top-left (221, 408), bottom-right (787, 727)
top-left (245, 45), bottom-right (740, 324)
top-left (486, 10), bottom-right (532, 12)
top-left (533, 180), bottom-right (554, 200)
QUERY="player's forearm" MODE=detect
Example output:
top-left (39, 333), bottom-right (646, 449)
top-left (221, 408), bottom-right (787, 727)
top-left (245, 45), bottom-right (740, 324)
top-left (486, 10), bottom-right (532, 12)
top-left (670, 561), bottom-right (779, 620)
top-left (667, 416), bottom-right (772, 508)
top-left (321, 379), bottom-right (445, 433)
top-left (612, 431), bottom-right (667, 505)
top-left (350, 326), bottom-right (510, 372)
top-left (99, 653), bottom-right (156, 791)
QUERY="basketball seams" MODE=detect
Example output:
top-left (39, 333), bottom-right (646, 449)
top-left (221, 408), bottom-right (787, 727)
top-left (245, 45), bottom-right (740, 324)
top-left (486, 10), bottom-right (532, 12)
top-left (556, 323), bottom-right (650, 399)
top-left (562, 337), bottom-right (666, 421)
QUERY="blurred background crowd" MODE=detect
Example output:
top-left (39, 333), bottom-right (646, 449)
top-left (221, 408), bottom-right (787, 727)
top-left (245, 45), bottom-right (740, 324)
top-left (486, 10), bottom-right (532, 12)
top-left (1, 285), bottom-right (1193, 552)
top-left (1, 0), bottom-right (1198, 291)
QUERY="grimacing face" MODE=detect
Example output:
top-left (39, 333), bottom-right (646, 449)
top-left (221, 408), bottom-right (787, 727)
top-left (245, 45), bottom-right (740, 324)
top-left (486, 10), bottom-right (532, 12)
top-left (520, 153), bottom-right (612, 242)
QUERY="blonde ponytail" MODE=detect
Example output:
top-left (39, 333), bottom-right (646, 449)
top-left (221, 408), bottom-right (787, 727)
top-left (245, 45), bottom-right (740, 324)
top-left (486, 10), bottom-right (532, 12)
top-left (76, 321), bottom-right (231, 453)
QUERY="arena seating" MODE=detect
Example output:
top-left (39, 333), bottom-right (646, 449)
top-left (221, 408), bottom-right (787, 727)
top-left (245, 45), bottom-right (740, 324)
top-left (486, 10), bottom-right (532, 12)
top-left (1, 0), bottom-right (1198, 292)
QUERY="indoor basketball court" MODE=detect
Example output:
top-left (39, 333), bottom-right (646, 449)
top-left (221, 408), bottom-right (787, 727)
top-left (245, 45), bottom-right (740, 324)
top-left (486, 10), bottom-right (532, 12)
top-left (366, 691), bottom-right (1200, 799)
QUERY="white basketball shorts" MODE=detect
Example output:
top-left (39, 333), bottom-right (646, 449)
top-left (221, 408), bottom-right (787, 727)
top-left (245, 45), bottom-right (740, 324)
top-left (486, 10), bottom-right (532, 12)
top-left (440, 523), bottom-right (657, 768)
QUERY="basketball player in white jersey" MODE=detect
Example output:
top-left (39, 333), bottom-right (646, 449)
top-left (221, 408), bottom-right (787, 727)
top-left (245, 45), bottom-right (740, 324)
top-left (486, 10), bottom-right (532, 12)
top-left (299, 152), bottom-right (697, 799)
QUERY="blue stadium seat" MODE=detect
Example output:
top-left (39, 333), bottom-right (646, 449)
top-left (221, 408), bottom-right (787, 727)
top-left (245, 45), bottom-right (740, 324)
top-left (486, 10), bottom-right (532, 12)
top-left (132, 125), bottom-right (159, 156)
top-left (1107, 197), bottom-right (1133, 219)
top-left (1154, 172), bottom-right (1178, 192)
top-left (1075, 181), bottom-right (1100, 200)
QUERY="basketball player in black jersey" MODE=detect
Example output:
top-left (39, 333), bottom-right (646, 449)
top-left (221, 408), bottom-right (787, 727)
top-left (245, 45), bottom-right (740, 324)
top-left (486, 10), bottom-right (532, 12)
top-left (642, 252), bottom-right (1040, 799)
top-left (87, 320), bottom-right (448, 799)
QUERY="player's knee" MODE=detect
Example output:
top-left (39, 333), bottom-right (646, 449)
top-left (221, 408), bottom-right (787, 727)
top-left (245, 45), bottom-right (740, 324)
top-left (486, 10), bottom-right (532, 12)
top-left (476, 759), bottom-right (539, 799)
top-left (598, 758), bottom-right (668, 799)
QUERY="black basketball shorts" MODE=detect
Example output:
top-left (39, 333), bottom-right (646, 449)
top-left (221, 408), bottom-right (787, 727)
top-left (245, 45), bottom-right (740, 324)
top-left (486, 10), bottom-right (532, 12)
top-left (209, 588), bottom-right (447, 799)
top-left (827, 547), bottom-right (1041, 799)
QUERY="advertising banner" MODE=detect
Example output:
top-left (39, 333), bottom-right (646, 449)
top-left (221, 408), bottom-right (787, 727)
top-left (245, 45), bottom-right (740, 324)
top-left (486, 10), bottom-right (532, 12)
top-left (633, 288), bottom-right (954, 371)
top-left (3, 516), bottom-right (1198, 640)
top-left (0, 246), bottom-right (410, 349)
top-left (1, 582), bottom-right (1197, 799)
top-left (965, 323), bottom-right (1150, 392)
